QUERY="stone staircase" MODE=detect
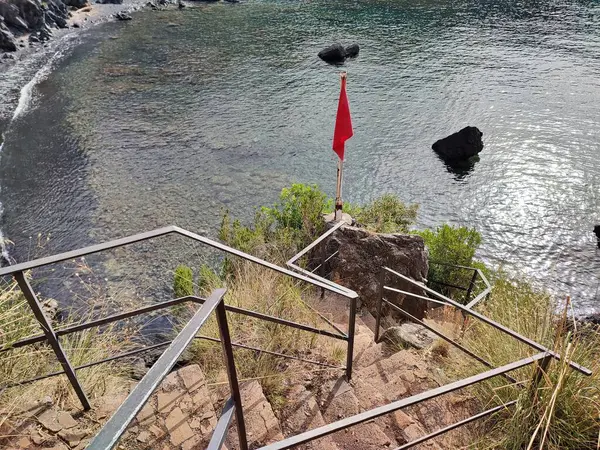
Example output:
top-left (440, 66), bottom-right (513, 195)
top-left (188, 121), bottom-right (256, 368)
top-left (2, 297), bottom-right (475, 450)
top-left (218, 295), bottom-right (476, 450)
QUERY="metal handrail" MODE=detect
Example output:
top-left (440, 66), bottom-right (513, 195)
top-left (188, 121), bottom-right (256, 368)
top-left (428, 261), bottom-right (492, 307)
top-left (382, 266), bottom-right (592, 376)
top-left (88, 289), bottom-right (233, 450)
top-left (0, 226), bottom-right (357, 299)
top-left (286, 220), bottom-right (355, 296)
top-left (258, 353), bottom-right (549, 450)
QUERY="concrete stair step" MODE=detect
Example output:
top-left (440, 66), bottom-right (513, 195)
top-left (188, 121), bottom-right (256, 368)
top-left (223, 380), bottom-right (283, 449)
top-left (278, 384), bottom-right (340, 450)
top-left (316, 377), bottom-right (397, 450)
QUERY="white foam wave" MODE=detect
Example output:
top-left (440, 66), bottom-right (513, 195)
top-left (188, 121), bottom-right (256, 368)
top-left (12, 49), bottom-right (65, 121)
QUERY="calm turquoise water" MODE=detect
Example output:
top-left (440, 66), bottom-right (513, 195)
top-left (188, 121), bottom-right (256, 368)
top-left (1, 0), bottom-right (599, 312)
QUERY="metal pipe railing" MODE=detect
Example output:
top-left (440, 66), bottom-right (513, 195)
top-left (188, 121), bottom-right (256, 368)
top-left (87, 288), bottom-right (235, 450)
top-left (258, 353), bottom-right (549, 450)
top-left (383, 266), bottom-right (592, 376)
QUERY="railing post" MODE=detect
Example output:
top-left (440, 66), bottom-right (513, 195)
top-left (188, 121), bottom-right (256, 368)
top-left (345, 296), bottom-right (357, 381)
top-left (374, 268), bottom-right (385, 343)
top-left (13, 271), bottom-right (91, 411)
top-left (464, 269), bottom-right (479, 304)
top-left (529, 353), bottom-right (552, 404)
top-left (215, 301), bottom-right (248, 450)
top-left (319, 243), bottom-right (326, 300)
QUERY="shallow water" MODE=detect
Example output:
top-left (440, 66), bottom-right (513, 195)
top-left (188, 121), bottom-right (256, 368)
top-left (1, 0), bottom-right (599, 313)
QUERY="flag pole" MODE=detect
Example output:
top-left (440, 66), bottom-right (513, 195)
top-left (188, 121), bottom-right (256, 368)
top-left (335, 157), bottom-right (344, 220)
top-left (334, 72), bottom-right (347, 221)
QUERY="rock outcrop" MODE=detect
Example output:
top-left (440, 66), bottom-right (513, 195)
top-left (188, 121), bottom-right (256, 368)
top-left (432, 126), bottom-right (484, 162)
top-left (324, 225), bottom-right (430, 319)
top-left (594, 225), bottom-right (600, 248)
top-left (0, 17), bottom-right (17, 51)
top-left (0, 0), bottom-right (76, 51)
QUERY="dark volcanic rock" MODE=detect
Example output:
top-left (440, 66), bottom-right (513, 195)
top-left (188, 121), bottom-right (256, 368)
top-left (0, 2), bottom-right (29, 30)
top-left (594, 225), bottom-right (600, 248)
top-left (325, 225), bottom-right (430, 319)
top-left (432, 126), bottom-right (484, 162)
top-left (318, 43), bottom-right (346, 64)
top-left (345, 43), bottom-right (359, 58)
top-left (62, 0), bottom-right (89, 7)
top-left (0, 17), bottom-right (17, 51)
top-left (97, 0), bottom-right (123, 4)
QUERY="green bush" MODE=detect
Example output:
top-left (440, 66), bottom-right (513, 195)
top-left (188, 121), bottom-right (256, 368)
top-left (349, 194), bottom-right (418, 233)
top-left (261, 183), bottom-right (329, 243)
top-left (417, 224), bottom-right (483, 302)
top-left (173, 265), bottom-right (194, 298)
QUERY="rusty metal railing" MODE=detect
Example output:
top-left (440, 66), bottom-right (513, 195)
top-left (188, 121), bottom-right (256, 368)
top-left (428, 260), bottom-right (492, 308)
top-left (0, 226), bottom-right (358, 450)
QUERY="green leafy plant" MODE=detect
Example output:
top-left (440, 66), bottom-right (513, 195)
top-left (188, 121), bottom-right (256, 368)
top-left (349, 194), bottom-right (418, 233)
top-left (417, 224), bottom-right (483, 302)
top-left (173, 265), bottom-right (194, 298)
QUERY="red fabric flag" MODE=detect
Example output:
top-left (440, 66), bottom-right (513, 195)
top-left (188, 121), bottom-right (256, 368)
top-left (332, 75), bottom-right (353, 160)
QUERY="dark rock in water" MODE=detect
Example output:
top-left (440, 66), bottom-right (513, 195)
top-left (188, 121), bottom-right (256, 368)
top-left (318, 43), bottom-right (346, 64)
top-left (0, 18), bottom-right (18, 51)
top-left (97, 0), bottom-right (123, 3)
top-left (115, 11), bottom-right (132, 20)
top-left (432, 126), bottom-right (484, 162)
top-left (594, 225), bottom-right (600, 248)
top-left (345, 43), bottom-right (359, 58)
top-left (178, 0), bottom-right (185, 8)
top-left (72, 22), bottom-right (80, 27)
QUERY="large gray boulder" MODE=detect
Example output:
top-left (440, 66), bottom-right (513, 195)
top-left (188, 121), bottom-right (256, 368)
top-left (432, 126), bottom-right (483, 162)
top-left (324, 225), bottom-right (429, 319)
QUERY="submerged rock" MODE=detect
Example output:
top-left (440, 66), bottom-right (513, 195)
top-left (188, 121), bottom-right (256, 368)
top-left (432, 126), bottom-right (483, 162)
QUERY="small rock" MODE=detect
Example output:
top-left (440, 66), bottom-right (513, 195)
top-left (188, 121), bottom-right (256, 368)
top-left (72, 22), bottom-right (81, 28)
top-left (57, 411), bottom-right (78, 429)
top-left (42, 298), bottom-right (59, 320)
top-left (380, 323), bottom-right (438, 349)
top-left (115, 12), bottom-right (132, 21)
top-left (137, 431), bottom-right (151, 443)
top-left (58, 428), bottom-right (88, 447)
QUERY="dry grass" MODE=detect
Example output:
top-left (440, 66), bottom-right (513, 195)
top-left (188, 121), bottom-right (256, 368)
top-left (453, 275), bottom-right (600, 450)
top-left (178, 259), bottom-right (345, 408)
top-left (0, 270), bottom-right (136, 436)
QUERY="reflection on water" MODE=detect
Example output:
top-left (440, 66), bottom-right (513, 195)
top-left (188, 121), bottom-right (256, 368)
top-left (1, 0), bottom-right (600, 313)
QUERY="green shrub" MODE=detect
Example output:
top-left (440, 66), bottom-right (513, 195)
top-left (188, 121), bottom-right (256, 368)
top-left (349, 194), bottom-right (418, 233)
top-left (173, 265), bottom-right (194, 298)
top-left (417, 224), bottom-right (483, 302)
top-left (261, 183), bottom-right (329, 243)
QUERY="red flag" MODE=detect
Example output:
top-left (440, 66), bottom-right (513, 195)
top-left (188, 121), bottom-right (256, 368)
top-left (332, 75), bottom-right (353, 160)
